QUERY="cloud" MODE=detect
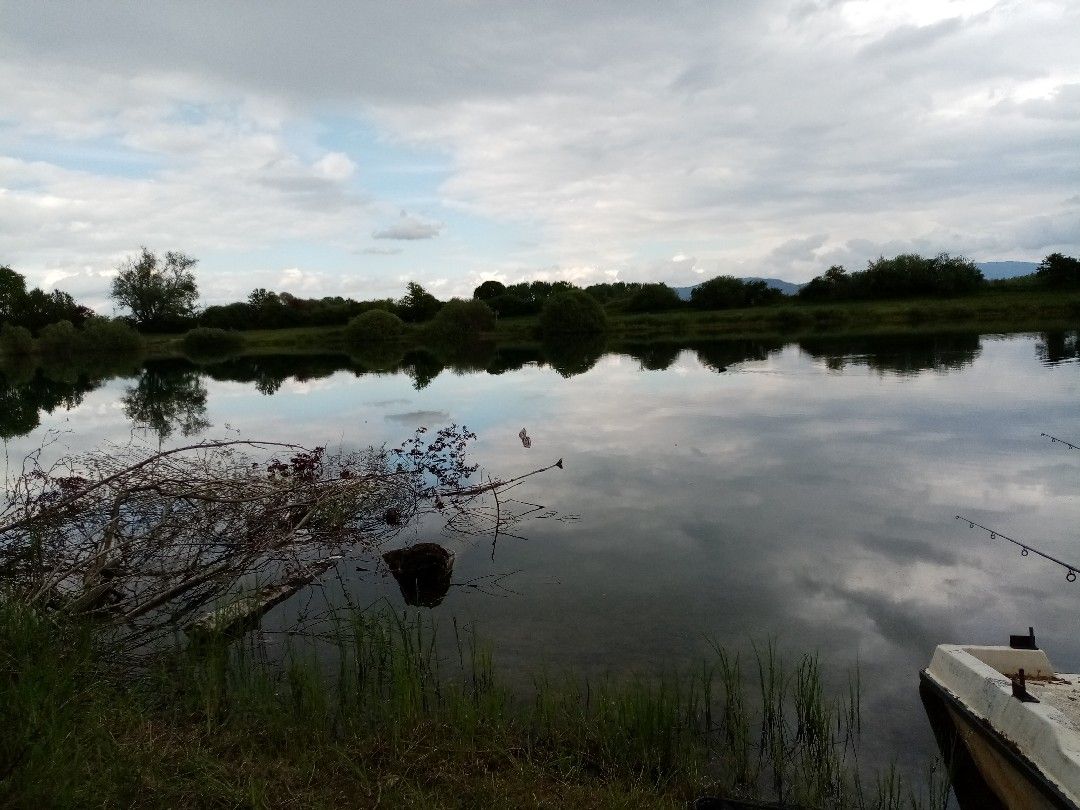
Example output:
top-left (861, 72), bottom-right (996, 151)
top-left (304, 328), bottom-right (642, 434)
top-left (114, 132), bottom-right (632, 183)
top-left (361, 246), bottom-right (403, 255)
top-left (0, 0), bottom-right (1078, 298)
top-left (313, 151), bottom-right (356, 181)
top-left (372, 212), bottom-right (442, 241)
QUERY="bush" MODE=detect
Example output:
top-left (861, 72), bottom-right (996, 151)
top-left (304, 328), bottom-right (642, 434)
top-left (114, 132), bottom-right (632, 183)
top-left (343, 309), bottom-right (406, 346)
top-left (181, 327), bottom-right (244, 359)
top-left (81, 318), bottom-right (144, 355)
top-left (425, 299), bottom-right (495, 342)
top-left (36, 320), bottom-right (83, 357)
top-left (539, 290), bottom-right (608, 336)
top-left (771, 308), bottom-right (812, 331)
top-left (0, 323), bottom-right (34, 356)
top-left (812, 307), bottom-right (848, 328)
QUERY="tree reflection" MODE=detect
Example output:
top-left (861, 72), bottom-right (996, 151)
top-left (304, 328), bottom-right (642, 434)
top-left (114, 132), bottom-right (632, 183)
top-left (122, 362), bottom-right (210, 441)
top-left (485, 346), bottom-right (542, 375)
top-left (620, 342), bottom-right (682, 371)
top-left (692, 339), bottom-right (785, 373)
top-left (0, 358), bottom-right (139, 440)
top-left (1036, 331), bottom-right (1079, 366)
top-left (402, 349), bottom-right (443, 390)
top-left (798, 333), bottom-right (982, 375)
top-left (542, 334), bottom-right (607, 377)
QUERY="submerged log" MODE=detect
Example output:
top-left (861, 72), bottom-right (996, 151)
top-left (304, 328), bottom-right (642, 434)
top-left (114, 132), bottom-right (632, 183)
top-left (185, 556), bottom-right (340, 640)
top-left (382, 542), bottom-right (454, 608)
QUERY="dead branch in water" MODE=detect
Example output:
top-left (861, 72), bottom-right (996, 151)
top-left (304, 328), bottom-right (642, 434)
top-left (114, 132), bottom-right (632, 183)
top-left (0, 426), bottom-right (561, 645)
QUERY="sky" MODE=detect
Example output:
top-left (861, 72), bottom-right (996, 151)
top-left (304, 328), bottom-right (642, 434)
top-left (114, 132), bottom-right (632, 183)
top-left (1, 0), bottom-right (1078, 310)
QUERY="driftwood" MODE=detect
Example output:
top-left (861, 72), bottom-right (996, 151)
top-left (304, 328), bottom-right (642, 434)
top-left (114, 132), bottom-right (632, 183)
top-left (185, 556), bottom-right (341, 640)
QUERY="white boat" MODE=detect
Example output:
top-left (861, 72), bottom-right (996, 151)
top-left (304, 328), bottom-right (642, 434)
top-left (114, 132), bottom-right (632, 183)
top-left (921, 630), bottom-right (1080, 809)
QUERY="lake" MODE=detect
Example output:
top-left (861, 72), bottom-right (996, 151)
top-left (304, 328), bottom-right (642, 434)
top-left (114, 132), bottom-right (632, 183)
top-left (3, 329), bottom-right (1079, 775)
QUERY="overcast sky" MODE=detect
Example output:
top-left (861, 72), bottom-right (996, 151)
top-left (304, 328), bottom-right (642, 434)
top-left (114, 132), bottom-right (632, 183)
top-left (1, 1), bottom-right (1078, 309)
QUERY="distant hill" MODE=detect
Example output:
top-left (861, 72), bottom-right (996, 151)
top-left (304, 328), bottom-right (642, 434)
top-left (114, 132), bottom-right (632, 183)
top-left (976, 261), bottom-right (1038, 280)
top-left (672, 277), bottom-right (802, 301)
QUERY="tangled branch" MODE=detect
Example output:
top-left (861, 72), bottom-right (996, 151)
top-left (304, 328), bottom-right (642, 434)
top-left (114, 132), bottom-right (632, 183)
top-left (0, 426), bottom-right (559, 645)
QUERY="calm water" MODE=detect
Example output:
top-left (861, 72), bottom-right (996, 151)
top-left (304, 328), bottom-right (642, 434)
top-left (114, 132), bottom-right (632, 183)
top-left (4, 330), bottom-right (1080, 772)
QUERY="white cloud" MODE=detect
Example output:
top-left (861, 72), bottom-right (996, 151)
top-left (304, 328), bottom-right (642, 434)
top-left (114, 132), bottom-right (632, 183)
top-left (0, 0), bottom-right (1077, 299)
top-left (372, 212), bottom-right (442, 240)
top-left (313, 151), bottom-right (356, 181)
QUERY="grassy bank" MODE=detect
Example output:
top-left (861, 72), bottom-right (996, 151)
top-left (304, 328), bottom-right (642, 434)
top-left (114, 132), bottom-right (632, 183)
top-left (134, 288), bottom-right (1080, 360)
top-left (0, 601), bottom-right (948, 809)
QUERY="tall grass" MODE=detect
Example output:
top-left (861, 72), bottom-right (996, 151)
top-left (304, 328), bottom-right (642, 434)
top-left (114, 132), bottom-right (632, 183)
top-left (0, 600), bottom-right (948, 808)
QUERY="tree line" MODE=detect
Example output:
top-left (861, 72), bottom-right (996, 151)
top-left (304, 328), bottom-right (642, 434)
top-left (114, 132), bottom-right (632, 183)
top-left (2, 249), bottom-right (1079, 350)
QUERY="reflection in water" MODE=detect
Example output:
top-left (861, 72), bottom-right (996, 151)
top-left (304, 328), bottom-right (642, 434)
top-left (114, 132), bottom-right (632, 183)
top-left (3, 329), bottom-right (1080, 783)
top-left (798, 332), bottom-right (983, 375)
top-left (692, 338), bottom-right (785, 373)
top-left (1036, 331), bottom-right (1080, 366)
top-left (382, 543), bottom-right (455, 607)
top-left (0, 331), bottom-right (1071, 443)
top-left (202, 354), bottom-right (345, 394)
top-left (541, 334), bottom-right (607, 377)
top-left (0, 356), bottom-right (140, 439)
top-left (348, 343), bottom-right (407, 374)
top-left (122, 361), bottom-right (210, 441)
top-left (621, 342), bottom-right (682, 371)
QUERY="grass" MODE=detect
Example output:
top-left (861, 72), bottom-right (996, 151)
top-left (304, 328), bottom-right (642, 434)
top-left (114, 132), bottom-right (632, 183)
top-left (0, 599), bottom-right (950, 809)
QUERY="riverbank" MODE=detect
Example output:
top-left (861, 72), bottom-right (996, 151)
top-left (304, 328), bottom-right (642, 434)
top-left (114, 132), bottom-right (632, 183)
top-left (134, 288), bottom-right (1080, 360)
top-left (1, 601), bottom-right (947, 809)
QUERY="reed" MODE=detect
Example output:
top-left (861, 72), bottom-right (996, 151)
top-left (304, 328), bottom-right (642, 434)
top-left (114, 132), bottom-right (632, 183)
top-left (1, 599), bottom-right (948, 808)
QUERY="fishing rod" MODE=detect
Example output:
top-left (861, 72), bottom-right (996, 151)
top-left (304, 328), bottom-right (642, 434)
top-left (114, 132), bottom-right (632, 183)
top-left (956, 515), bottom-right (1079, 582)
top-left (1042, 433), bottom-right (1080, 452)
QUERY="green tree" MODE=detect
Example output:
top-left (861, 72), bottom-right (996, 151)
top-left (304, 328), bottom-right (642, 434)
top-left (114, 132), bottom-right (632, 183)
top-left (1036, 253), bottom-right (1080, 288)
top-left (627, 283), bottom-right (682, 313)
top-left (690, 276), bottom-right (764, 310)
top-left (111, 248), bottom-right (199, 328)
top-left (397, 282), bottom-right (442, 322)
top-left (472, 280), bottom-right (506, 301)
top-left (0, 265), bottom-right (28, 321)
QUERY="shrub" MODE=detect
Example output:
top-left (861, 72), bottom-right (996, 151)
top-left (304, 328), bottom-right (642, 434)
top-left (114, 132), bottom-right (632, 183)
top-left (812, 307), bottom-right (848, 328)
top-left (771, 308), bottom-right (812, 331)
top-left (904, 306), bottom-right (930, 324)
top-left (343, 309), bottom-right (406, 346)
top-left (36, 320), bottom-right (83, 356)
top-left (425, 299), bottom-right (495, 342)
top-left (181, 327), bottom-right (244, 359)
top-left (0, 323), bottom-right (34, 356)
top-left (539, 290), bottom-right (608, 336)
top-left (81, 317), bottom-right (145, 355)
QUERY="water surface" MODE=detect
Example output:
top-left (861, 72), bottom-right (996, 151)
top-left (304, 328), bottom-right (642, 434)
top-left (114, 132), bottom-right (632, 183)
top-left (4, 330), bottom-right (1079, 773)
